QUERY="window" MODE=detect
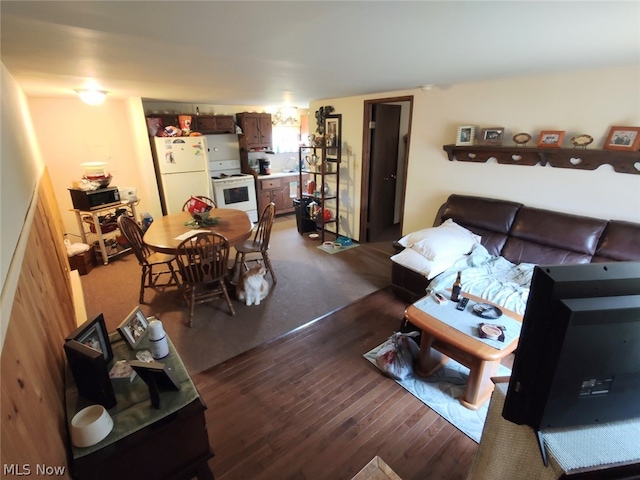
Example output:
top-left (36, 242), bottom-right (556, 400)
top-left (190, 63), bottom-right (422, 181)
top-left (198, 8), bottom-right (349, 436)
top-left (272, 125), bottom-right (300, 153)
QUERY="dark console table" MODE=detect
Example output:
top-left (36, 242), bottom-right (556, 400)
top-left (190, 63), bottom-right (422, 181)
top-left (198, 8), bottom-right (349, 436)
top-left (65, 334), bottom-right (214, 480)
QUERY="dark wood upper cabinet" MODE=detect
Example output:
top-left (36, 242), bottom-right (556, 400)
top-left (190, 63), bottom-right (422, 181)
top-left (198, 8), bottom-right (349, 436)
top-left (146, 114), bottom-right (235, 136)
top-left (236, 113), bottom-right (272, 150)
top-left (194, 115), bottom-right (235, 134)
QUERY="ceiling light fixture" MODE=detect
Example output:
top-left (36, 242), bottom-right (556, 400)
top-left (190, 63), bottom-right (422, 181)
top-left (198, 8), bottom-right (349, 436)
top-left (75, 89), bottom-right (108, 105)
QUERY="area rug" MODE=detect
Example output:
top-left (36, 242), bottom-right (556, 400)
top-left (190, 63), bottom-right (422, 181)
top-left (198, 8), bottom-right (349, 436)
top-left (364, 342), bottom-right (510, 442)
top-left (317, 243), bottom-right (360, 254)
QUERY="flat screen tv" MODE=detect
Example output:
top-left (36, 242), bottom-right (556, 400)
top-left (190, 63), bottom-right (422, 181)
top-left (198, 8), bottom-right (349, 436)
top-left (502, 261), bottom-right (640, 460)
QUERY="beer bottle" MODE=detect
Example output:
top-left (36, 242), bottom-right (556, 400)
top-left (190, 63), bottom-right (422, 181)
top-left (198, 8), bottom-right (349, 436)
top-left (451, 271), bottom-right (462, 302)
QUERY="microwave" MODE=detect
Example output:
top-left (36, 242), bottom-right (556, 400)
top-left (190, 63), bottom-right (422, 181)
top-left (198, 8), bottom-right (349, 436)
top-left (69, 187), bottom-right (121, 211)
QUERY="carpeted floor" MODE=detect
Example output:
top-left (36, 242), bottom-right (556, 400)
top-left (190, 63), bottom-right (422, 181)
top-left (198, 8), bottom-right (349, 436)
top-left (80, 214), bottom-right (394, 374)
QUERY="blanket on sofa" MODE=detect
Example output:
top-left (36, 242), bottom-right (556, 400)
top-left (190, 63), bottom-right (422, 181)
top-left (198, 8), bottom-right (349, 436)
top-left (429, 244), bottom-right (534, 315)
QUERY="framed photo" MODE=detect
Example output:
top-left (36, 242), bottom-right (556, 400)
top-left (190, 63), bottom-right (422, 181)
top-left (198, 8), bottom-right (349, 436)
top-left (64, 340), bottom-right (117, 408)
top-left (603, 126), bottom-right (640, 151)
top-left (456, 126), bottom-right (475, 146)
top-left (537, 130), bottom-right (565, 148)
top-left (117, 306), bottom-right (150, 349)
top-left (324, 114), bottom-right (341, 159)
top-left (66, 313), bottom-right (113, 363)
top-left (129, 360), bottom-right (180, 409)
top-left (479, 127), bottom-right (505, 146)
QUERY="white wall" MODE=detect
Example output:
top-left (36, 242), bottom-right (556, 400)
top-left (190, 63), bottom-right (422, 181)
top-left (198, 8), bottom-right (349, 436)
top-left (27, 97), bottom-right (163, 238)
top-left (0, 63), bottom-right (44, 350)
top-left (311, 65), bottom-right (640, 239)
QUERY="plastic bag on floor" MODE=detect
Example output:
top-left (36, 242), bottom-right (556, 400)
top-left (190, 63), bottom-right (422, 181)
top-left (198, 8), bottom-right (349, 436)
top-left (64, 239), bottom-right (90, 257)
top-left (375, 331), bottom-right (420, 380)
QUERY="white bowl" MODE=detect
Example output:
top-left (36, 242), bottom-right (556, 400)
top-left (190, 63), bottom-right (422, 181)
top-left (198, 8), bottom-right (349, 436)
top-left (70, 405), bottom-right (114, 448)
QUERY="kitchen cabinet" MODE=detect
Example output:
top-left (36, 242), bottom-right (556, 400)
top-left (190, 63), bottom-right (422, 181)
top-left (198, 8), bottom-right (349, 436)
top-left (146, 114), bottom-right (235, 135)
top-left (258, 178), bottom-right (285, 213)
top-left (236, 112), bottom-right (272, 151)
top-left (298, 145), bottom-right (341, 243)
top-left (72, 200), bottom-right (138, 265)
top-left (256, 173), bottom-right (307, 215)
top-left (193, 115), bottom-right (235, 134)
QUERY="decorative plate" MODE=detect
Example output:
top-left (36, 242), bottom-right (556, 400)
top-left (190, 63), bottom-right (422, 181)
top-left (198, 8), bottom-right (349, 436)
top-left (480, 324), bottom-right (503, 340)
top-left (472, 303), bottom-right (503, 319)
top-left (513, 133), bottom-right (532, 145)
top-left (571, 134), bottom-right (593, 147)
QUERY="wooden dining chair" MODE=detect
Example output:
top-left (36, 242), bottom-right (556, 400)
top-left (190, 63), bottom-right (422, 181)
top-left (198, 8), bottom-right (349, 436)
top-left (182, 196), bottom-right (217, 211)
top-left (175, 231), bottom-right (235, 327)
top-left (117, 215), bottom-right (179, 303)
top-left (233, 202), bottom-right (277, 284)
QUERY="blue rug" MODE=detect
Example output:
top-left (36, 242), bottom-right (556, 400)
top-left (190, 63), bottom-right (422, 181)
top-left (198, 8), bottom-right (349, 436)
top-left (364, 342), bottom-right (510, 442)
top-left (317, 243), bottom-right (360, 254)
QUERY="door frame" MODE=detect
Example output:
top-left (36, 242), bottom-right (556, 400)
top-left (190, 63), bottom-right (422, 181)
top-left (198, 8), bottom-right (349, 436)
top-left (359, 95), bottom-right (414, 242)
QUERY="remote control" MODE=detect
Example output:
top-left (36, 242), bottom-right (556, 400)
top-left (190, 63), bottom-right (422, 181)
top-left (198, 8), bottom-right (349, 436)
top-left (456, 297), bottom-right (469, 311)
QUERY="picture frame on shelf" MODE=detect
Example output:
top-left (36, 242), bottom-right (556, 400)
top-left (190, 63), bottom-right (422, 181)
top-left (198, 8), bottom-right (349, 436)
top-left (64, 339), bottom-right (117, 408)
top-left (479, 127), bottom-right (505, 146)
top-left (129, 360), bottom-right (181, 409)
top-left (456, 126), bottom-right (475, 146)
top-left (66, 313), bottom-right (113, 363)
top-left (537, 130), bottom-right (565, 148)
top-left (324, 114), bottom-right (341, 159)
top-left (603, 126), bottom-right (640, 151)
top-left (117, 306), bottom-right (150, 349)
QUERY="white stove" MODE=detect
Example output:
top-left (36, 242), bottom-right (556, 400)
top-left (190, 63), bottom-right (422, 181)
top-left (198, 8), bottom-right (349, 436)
top-left (209, 159), bottom-right (258, 223)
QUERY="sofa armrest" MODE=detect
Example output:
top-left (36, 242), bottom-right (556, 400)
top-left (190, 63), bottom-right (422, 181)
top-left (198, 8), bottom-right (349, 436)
top-left (392, 240), bottom-right (404, 253)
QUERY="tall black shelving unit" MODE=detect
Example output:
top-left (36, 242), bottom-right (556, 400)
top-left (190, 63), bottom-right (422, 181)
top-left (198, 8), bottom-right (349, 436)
top-left (298, 144), bottom-right (341, 243)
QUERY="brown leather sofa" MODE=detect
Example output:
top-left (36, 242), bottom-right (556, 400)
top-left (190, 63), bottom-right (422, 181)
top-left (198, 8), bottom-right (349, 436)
top-left (392, 194), bottom-right (640, 303)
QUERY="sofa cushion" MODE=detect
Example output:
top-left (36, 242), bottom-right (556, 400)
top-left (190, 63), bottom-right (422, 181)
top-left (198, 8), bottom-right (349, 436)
top-left (390, 247), bottom-right (464, 280)
top-left (502, 207), bottom-right (607, 264)
top-left (397, 219), bottom-right (480, 261)
top-left (593, 220), bottom-right (640, 262)
top-left (438, 194), bottom-right (522, 256)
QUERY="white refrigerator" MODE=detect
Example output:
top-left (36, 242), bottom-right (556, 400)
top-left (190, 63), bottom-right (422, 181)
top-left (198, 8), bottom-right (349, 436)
top-left (152, 136), bottom-right (211, 214)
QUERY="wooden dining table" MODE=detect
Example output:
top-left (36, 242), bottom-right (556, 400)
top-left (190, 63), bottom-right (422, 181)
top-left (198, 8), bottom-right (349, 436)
top-left (143, 209), bottom-right (254, 254)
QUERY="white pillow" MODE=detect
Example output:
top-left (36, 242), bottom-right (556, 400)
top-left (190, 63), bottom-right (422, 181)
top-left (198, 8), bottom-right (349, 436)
top-left (391, 247), bottom-right (463, 280)
top-left (398, 219), bottom-right (480, 261)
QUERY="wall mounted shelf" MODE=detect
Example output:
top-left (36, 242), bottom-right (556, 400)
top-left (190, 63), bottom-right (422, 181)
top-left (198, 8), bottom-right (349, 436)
top-left (443, 144), bottom-right (640, 175)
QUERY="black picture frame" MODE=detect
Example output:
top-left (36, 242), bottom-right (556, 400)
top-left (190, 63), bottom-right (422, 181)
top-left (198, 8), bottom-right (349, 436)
top-left (66, 313), bottom-right (113, 363)
top-left (116, 306), bottom-right (150, 349)
top-left (129, 360), bottom-right (180, 409)
top-left (324, 114), bottom-right (341, 159)
top-left (64, 340), bottom-right (117, 409)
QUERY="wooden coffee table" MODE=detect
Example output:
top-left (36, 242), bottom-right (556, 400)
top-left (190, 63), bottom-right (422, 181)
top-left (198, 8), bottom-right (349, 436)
top-left (404, 292), bottom-right (523, 410)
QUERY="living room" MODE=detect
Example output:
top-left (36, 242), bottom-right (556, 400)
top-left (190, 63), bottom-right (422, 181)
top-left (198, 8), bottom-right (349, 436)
top-left (2, 2), bottom-right (639, 479)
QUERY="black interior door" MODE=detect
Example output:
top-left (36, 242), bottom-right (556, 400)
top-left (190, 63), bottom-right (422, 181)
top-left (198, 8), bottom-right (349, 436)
top-left (367, 104), bottom-right (401, 241)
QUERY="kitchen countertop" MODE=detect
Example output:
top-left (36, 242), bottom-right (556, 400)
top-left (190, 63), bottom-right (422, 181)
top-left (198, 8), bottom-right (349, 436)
top-left (257, 171), bottom-right (303, 179)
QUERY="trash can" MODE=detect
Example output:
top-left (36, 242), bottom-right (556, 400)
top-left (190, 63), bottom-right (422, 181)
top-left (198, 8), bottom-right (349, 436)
top-left (293, 198), bottom-right (318, 235)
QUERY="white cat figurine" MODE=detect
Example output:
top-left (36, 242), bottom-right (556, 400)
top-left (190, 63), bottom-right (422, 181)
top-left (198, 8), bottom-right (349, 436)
top-left (237, 264), bottom-right (270, 306)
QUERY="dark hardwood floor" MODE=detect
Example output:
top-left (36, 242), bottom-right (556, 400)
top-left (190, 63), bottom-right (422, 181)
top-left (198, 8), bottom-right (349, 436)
top-left (192, 287), bottom-right (478, 480)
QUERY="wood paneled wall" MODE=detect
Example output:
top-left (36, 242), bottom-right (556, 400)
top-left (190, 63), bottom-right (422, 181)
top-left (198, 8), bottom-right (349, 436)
top-left (1, 169), bottom-right (76, 476)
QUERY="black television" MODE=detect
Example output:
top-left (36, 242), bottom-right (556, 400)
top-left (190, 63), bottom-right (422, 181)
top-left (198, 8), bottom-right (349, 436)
top-left (502, 261), bottom-right (640, 461)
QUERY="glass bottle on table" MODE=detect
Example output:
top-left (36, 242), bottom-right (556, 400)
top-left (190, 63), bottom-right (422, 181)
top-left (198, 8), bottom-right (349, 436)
top-left (451, 271), bottom-right (462, 302)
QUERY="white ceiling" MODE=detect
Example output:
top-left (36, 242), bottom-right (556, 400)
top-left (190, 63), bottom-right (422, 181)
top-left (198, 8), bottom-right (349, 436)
top-left (2, 1), bottom-right (639, 107)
